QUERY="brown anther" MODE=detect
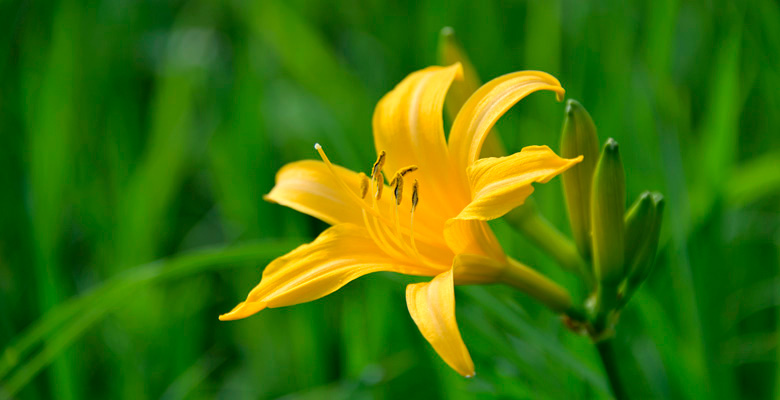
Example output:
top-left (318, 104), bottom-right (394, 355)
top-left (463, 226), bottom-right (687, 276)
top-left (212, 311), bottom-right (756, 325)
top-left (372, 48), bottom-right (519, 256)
top-left (411, 179), bottom-right (419, 212)
top-left (359, 172), bottom-right (369, 199)
top-left (374, 171), bottom-right (384, 200)
top-left (372, 151), bottom-right (386, 178)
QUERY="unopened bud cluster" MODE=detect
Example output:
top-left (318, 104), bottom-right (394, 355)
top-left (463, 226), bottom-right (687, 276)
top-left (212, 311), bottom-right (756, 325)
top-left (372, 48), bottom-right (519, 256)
top-left (560, 100), bottom-right (665, 337)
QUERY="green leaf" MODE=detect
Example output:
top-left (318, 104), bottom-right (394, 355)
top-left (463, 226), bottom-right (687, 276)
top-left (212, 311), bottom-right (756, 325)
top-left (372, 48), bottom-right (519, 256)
top-left (0, 240), bottom-right (300, 398)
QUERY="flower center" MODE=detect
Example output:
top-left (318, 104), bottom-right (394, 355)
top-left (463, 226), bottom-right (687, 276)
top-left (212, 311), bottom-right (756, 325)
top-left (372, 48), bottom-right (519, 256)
top-left (315, 143), bottom-right (438, 271)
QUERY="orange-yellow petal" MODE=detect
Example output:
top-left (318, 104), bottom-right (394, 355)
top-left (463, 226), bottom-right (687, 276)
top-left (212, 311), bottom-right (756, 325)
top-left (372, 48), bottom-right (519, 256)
top-left (448, 71), bottom-right (565, 184)
top-left (265, 160), bottom-right (364, 226)
top-left (373, 64), bottom-right (470, 218)
top-left (443, 219), bottom-right (506, 262)
top-left (406, 269), bottom-right (475, 377)
top-left (220, 224), bottom-right (430, 321)
top-left (456, 145), bottom-right (582, 221)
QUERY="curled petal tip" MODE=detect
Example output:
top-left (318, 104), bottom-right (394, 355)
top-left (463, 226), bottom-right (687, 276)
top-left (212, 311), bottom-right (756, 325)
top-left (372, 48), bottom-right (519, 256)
top-left (217, 300), bottom-right (267, 321)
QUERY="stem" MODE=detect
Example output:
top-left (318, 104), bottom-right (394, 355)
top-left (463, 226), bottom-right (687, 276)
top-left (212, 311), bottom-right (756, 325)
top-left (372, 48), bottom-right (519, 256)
top-left (593, 282), bottom-right (620, 333)
top-left (505, 203), bottom-right (593, 287)
top-left (596, 339), bottom-right (628, 400)
top-left (501, 257), bottom-right (573, 314)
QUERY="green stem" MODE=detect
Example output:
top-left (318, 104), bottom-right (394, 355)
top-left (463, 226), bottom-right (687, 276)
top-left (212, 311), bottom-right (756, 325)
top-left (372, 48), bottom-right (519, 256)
top-left (505, 203), bottom-right (592, 286)
top-left (501, 257), bottom-right (573, 314)
top-left (596, 339), bottom-right (628, 400)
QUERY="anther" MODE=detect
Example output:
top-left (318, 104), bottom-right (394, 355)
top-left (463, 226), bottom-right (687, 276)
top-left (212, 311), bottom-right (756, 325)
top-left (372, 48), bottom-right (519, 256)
top-left (396, 165), bottom-right (418, 177)
top-left (391, 172), bottom-right (404, 205)
top-left (372, 151), bottom-right (386, 178)
top-left (374, 171), bottom-right (384, 200)
top-left (359, 172), bottom-right (369, 199)
top-left (411, 179), bottom-right (419, 212)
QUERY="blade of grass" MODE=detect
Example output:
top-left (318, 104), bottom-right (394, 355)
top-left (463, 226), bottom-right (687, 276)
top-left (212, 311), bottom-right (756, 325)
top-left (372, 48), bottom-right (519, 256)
top-left (726, 151), bottom-right (780, 206)
top-left (0, 239), bottom-right (300, 398)
top-left (115, 27), bottom-right (213, 268)
top-left (461, 287), bottom-right (610, 396)
top-left (22, 1), bottom-right (83, 399)
top-left (244, 0), bottom-right (371, 168)
top-left (691, 26), bottom-right (742, 224)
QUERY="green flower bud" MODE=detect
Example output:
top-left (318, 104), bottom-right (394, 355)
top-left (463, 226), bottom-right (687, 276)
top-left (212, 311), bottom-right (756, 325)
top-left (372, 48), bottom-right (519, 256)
top-left (624, 191), bottom-right (654, 265)
top-left (626, 193), bottom-right (664, 291)
top-left (437, 27), bottom-right (481, 117)
top-left (591, 138), bottom-right (626, 287)
top-left (437, 27), bottom-right (505, 157)
top-left (560, 99), bottom-right (600, 260)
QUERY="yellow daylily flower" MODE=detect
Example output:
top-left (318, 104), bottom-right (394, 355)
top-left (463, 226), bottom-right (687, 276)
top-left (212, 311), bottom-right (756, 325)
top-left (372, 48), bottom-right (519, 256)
top-left (220, 63), bottom-right (582, 377)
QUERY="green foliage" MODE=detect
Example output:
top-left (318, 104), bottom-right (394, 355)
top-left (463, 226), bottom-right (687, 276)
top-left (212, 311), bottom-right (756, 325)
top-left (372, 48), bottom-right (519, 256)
top-left (0, 0), bottom-right (778, 398)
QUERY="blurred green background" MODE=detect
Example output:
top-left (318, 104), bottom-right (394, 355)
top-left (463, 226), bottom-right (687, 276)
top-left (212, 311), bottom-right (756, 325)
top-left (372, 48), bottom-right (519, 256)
top-left (2, 0), bottom-right (779, 398)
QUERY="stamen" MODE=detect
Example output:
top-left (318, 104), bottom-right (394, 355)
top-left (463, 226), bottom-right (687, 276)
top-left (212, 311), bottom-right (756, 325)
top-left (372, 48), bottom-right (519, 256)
top-left (314, 143), bottom-right (384, 221)
top-left (396, 165), bottom-right (419, 177)
top-left (410, 179), bottom-right (420, 254)
top-left (362, 209), bottom-right (408, 260)
top-left (374, 171), bottom-right (384, 200)
top-left (314, 144), bottom-right (436, 271)
top-left (389, 165), bottom-right (416, 206)
top-left (411, 179), bottom-right (419, 212)
top-left (389, 187), bottom-right (428, 265)
top-left (359, 172), bottom-right (369, 199)
top-left (392, 172), bottom-right (404, 205)
top-left (372, 151), bottom-right (386, 178)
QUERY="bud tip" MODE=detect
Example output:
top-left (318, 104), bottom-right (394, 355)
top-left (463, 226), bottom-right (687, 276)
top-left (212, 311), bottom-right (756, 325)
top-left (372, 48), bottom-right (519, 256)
top-left (604, 137), bottom-right (619, 152)
top-left (565, 98), bottom-right (581, 116)
top-left (651, 192), bottom-right (664, 205)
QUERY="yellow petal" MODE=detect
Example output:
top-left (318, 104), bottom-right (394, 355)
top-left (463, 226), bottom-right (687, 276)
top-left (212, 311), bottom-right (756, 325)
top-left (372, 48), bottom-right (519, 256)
top-left (448, 71), bottom-right (565, 182)
top-left (456, 146), bottom-right (582, 221)
top-left (406, 269), bottom-right (475, 377)
top-left (373, 64), bottom-right (471, 218)
top-left (266, 159), bottom-right (449, 251)
top-left (443, 219), bottom-right (505, 262)
top-left (265, 160), bottom-right (364, 226)
top-left (220, 224), bottom-right (431, 321)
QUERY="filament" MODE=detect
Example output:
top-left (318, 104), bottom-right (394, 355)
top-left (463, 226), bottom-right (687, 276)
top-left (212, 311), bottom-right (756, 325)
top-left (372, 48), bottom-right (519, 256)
top-left (315, 143), bottom-right (438, 270)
